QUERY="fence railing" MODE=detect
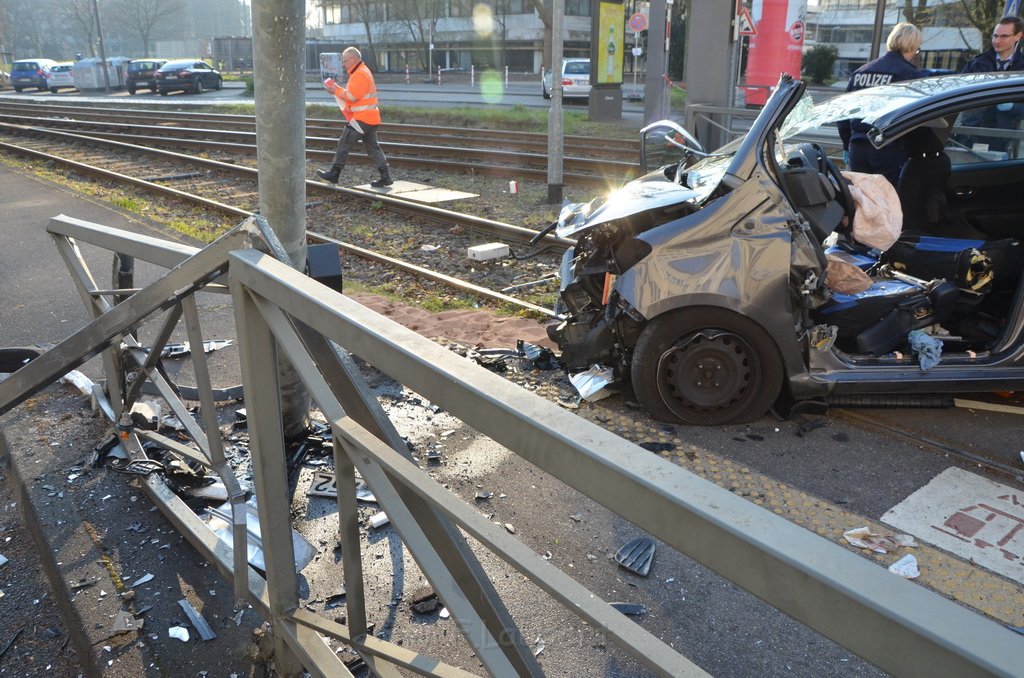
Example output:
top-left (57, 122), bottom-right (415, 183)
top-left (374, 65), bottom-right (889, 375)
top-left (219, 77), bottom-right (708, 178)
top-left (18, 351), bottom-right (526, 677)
top-left (0, 214), bottom-right (1021, 676)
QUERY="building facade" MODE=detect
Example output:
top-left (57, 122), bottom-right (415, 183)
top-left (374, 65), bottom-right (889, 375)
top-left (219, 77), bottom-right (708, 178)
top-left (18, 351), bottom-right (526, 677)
top-left (316, 0), bottom-right (598, 73)
top-left (804, 0), bottom-right (982, 77)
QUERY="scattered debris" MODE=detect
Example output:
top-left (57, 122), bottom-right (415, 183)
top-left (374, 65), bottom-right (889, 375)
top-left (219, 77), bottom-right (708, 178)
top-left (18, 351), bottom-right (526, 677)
top-left (110, 611), bottom-right (143, 634)
top-left (178, 599), bottom-right (217, 641)
top-left (70, 577), bottom-right (99, 590)
top-left (0, 554), bottom-right (7, 568)
top-left (130, 573), bottom-right (154, 588)
top-left (59, 370), bottom-right (95, 396)
top-left (167, 626), bottom-right (190, 642)
top-left (185, 481), bottom-right (229, 502)
top-left (409, 586), bottom-right (440, 615)
top-left (206, 502), bottom-right (316, 573)
top-left (324, 589), bottom-right (347, 610)
top-left (569, 513), bottom-right (583, 522)
top-left (307, 470), bottom-right (338, 498)
top-left (157, 339), bottom-right (233, 359)
top-left (639, 442), bottom-right (674, 453)
top-left (474, 491), bottom-right (493, 501)
top-left (569, 365), bottom-right (616, 402)
top-left (609, 602), bottom-right (647, 616)
top-left (887, 554), bottom-right (920, 579)
top-left (438, 607), bottom-right (450, 619)
top-left (842, 526), bottom-right (916, 554)
top-left (129, 401), bottom-right (161, 430)
top-left (615, 537), bottom-right (655, 577)
top-left (504, 523), bottom-right (516, 534)
top-left (231, 609), bottom-right (246, 626)
top-left (425, 449), bottom-right (442, 463)
top-left (369, 511), bottom-right (390, 529)
top-left (0, 628), bottom-right (24, 659)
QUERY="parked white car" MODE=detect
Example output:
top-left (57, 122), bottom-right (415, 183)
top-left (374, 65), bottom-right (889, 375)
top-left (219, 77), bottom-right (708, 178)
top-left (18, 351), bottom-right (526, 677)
top-left (542, 58), bottom-right (591, 100)
top-left (46, 62), bottom-right (76, 92)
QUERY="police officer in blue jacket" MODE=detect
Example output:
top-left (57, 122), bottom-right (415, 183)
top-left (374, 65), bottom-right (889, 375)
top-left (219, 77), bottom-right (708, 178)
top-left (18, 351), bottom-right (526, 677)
top-left (838, 23), bottom-right (925, 184)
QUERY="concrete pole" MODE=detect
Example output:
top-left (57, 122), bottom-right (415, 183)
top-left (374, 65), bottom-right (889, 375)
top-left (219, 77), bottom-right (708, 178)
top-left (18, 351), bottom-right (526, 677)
top-left (91, 0), bottom-right (110, 93)
top-left (643, 0), bottom-right (668, 124)
top-left (869, 0), bottom-right (886, 61)
top-left (547, 0), bottom-right (565, 204)
top-left (251, 0), bottom-right (311, 447)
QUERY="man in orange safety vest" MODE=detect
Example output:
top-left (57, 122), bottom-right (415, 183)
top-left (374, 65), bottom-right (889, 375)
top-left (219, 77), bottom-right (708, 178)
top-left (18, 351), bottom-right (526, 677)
top-left (316, 46), bottom-right (393, 187)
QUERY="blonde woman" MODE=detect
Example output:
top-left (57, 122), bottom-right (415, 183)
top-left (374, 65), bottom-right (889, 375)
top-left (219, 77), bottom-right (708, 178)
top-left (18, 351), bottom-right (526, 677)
top-left (837, 22), bottom-right (925, 184)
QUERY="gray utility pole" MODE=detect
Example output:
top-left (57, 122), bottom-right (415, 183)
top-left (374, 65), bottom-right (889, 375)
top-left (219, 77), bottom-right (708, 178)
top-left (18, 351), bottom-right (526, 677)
top-left (91, 0), bottom-right (110, 92)
top-left (643, 0), bottom-right (669, 124)
top-left (251, 0), bottom-right (311, 443)
top-left (683, 2), bottom-right (733, 150)
top-left (869, 0), bottom-right (886, 61)
top-left (547, 0), bottom-right (564, 204)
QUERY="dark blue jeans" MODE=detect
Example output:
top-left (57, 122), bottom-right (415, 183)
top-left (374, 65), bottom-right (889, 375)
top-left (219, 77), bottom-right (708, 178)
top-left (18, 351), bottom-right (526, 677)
top-left (848, 140), bottom-right (906, 186)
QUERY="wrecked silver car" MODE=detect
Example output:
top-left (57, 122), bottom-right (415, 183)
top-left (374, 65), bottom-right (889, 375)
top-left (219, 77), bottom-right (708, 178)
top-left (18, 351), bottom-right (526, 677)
top-left (543, 73), bottom-right (1024, 425)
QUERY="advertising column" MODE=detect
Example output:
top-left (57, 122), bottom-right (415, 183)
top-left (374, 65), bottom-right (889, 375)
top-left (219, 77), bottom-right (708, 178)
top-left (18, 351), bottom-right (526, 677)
top-left (744, 0), bottom-right (807, 106)
top-left (589, 0), bottom-right (624, 121)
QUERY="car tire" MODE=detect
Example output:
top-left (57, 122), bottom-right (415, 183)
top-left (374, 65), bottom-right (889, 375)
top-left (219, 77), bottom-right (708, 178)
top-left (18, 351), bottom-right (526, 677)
top-left (214, 76), bottom-right (222, 91)
top-left (128, 86), bottom-right (136, 95)
top-left (49, 87), bottom-right (58, 93)
top-left (630, 308), bottom-right (783, 425)
top-left (13, 87), bottom-right (21, 92)
top-left (38, 85), bottom-right (47, 92)
top-left (542, 85), bottom-right (551, 100)
top-left (195, 79), bottom-right (204, 94)
top-left (159, 89), bottom-right (168, 96)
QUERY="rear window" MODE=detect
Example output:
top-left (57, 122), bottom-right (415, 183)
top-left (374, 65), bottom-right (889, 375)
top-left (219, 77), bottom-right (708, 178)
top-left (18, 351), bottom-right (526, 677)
top-left (52, 65), bottom-right (71, 73)
top-left (564, 62), bottom-right (589, 75)
top-left (12, 63), bottom-right (39, 72)
top-left (129, 61), bottom-right (158, 72)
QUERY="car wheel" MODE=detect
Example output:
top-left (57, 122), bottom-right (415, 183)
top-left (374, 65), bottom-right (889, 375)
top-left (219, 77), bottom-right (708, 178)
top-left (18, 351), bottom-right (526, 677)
top-left (49, 87), bottom-right (58, 93)
top-left (630, 308), bottom-right (783, 425)
top-left (542, 84), bottom-right (551, 100)
top-left (128, 86), bottom-right (136, 95)
top-left (159, 89), bottom-right (168, 96)
top-left (13, 87), bottom-right (21, 92)
top-left (195, 79), bottom-right (204, 94)
top-left (214, 76), bottom-right (222, 91)
top-left (38, 85), bottom-right (47, 92)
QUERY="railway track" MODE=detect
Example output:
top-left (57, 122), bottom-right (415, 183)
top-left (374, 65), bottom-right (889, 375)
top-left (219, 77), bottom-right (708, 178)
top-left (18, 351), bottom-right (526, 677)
top-left (0, 123), bottom-right (571, 317)
top-left (0, 101), bottom-right (639, 187)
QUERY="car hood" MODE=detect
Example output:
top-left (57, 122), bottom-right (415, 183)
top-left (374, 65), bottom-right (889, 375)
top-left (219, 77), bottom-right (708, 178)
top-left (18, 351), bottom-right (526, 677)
top-left (555, 175), bottom-right (701, 239)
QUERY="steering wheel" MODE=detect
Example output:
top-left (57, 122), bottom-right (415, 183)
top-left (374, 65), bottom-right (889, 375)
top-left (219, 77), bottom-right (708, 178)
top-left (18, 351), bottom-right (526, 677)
top-left (820, 150), bottom-right (855, 227)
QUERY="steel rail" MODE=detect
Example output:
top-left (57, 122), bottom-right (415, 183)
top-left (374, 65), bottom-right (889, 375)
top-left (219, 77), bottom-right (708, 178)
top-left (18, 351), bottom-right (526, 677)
top-left (0, 114), bottom-right (625, 187)
top-left (0, 130), bottom-right (566, 316)
top-left (835, 409), bottom-right (1024, 481)
top-left (0, 100), bottom-right (640, 156)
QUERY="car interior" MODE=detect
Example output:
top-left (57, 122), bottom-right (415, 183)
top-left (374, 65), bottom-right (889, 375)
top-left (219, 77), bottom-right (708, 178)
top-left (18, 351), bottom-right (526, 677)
top-left (778, 111), bottom-right (1024, 359)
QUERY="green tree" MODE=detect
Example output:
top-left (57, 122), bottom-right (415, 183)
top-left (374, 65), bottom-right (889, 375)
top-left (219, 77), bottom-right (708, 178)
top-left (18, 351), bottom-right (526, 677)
top-left (802, 43), bottom-right (838, 84)
top-left (959, 0), bottom-right (1003, 51)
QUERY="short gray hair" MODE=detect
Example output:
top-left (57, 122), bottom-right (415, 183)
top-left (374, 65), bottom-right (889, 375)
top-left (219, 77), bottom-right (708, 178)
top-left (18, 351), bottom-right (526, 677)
top-left (343, 46), bottom-right (362, 61)
top-left (887, 23), bottom-right (921, 54)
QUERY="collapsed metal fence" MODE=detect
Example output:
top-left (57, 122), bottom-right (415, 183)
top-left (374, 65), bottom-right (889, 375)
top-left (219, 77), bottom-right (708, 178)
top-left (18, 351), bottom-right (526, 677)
top-left (0, 214), bottom-right (1021, 676)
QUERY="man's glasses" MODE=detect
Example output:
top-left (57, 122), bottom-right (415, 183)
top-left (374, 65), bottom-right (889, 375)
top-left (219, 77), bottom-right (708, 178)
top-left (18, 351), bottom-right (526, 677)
top-left (992, 33), bottom-right (1018, 39)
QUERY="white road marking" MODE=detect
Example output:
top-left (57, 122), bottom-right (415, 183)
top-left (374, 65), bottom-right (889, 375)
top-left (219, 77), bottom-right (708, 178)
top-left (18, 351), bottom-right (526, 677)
top-left (882, 467), bottom-right (1024, 584)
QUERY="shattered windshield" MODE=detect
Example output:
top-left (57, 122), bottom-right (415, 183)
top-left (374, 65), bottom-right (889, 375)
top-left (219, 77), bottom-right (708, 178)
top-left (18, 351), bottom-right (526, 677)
top-left (778, 73), bottom-right (1021, 141)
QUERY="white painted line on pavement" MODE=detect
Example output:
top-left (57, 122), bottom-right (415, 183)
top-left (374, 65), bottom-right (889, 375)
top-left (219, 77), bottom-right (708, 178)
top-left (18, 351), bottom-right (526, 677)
top-left (882, 467), bottom-right (1024, 585)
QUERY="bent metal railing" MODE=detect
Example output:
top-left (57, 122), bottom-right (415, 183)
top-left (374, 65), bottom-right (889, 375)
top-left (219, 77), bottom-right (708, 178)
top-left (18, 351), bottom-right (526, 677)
top-left (0, 214), bottom-right (1021, 676)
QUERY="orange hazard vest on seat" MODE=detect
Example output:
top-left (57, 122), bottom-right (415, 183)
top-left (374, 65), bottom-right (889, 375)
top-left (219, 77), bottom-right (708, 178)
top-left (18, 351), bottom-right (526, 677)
top-left (333, 61), bottom-right (381, 126)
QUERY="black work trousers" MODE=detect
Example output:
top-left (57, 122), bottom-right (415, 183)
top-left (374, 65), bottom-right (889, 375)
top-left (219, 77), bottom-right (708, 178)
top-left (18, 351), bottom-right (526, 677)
top-left (331, 121), bottom-right (388, 171)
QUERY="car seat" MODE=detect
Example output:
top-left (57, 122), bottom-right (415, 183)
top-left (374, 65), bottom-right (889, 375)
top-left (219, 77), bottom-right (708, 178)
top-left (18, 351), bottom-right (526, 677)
top-left (896, 127), bottom-right (950, 235)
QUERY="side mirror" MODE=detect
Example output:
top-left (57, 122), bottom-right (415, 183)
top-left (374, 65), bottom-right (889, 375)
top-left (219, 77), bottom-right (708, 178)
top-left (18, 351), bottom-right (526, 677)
top-left (639, 120), bottom-right (707, 173)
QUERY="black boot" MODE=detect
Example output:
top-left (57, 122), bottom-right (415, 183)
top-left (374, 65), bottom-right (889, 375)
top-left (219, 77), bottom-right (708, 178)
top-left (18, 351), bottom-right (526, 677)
top-left (370, 167), bottom-right (393, 188)
top-left (316, 165), bottom-right (341, 184)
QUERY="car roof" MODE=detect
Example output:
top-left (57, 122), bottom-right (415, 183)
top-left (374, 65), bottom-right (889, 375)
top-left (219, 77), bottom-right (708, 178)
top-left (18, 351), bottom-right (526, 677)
top-left (161, 59), bottom-right (204, 68)
top-left (782, 72), bottom-right (1024, 146)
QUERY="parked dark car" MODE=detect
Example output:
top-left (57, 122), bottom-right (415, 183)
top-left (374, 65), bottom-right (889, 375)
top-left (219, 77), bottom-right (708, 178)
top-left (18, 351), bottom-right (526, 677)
top-left (542, 72), bottom-right (1024, 424)
top-left (154, 59), bottom-right (222, 95)
top-left (126, 59), bottom-right (167, 95)
top-left (10, 58), bottom-right (57, 92)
